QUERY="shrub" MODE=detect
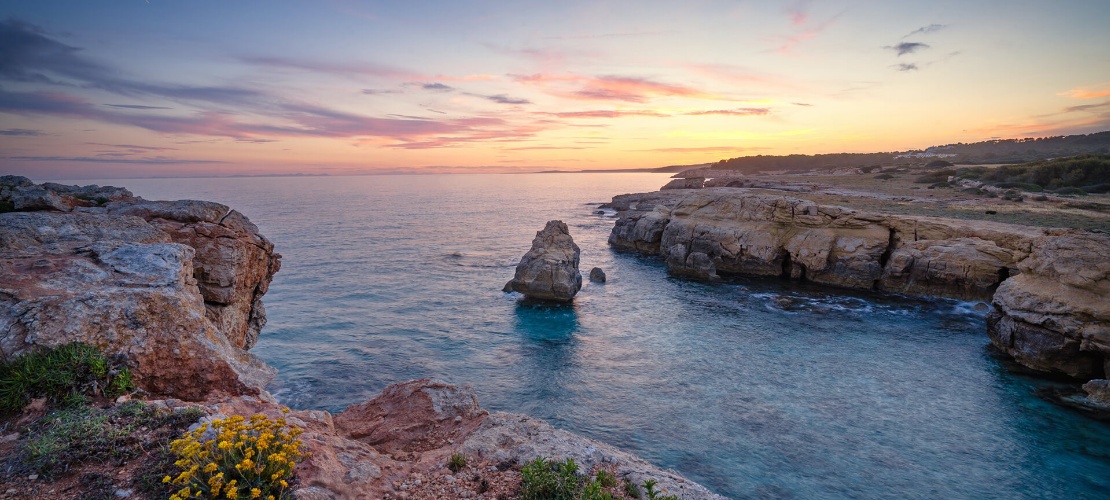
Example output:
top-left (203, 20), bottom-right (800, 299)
top-left (447, 452), bottom-right (466, 473)
top-left (873, 173), bottom-right (894, 180)
top-left (642, 479), bottom-right (680, 500)
top-left (520, 457), bottom-right (581, 500)
top-left (1053, 187), bottom-right (1088, 196)
top-left (0, 342), bottom-right (134, 413)
top-left (164, 413), bottom-right (305, 500)
top-left (994, 182), bottom-right (1043, 192)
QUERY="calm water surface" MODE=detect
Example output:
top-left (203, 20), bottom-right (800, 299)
top-left (79, 173), bottom-right (1109, 499)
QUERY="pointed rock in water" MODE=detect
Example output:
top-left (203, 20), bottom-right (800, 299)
top-left (589, 267), bottom-right (606, 283)
top-left (504, 220), bottom-right (582, 301)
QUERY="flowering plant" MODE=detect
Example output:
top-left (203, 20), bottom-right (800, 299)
top-left (164, 413), bottom-right (305, 499)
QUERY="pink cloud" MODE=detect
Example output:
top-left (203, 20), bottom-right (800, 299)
top-left (1059, 82), bottom-right (1110, 99)
top-left (512, 74), bottom-right (723, 103)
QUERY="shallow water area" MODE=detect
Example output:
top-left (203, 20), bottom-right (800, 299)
top-left (88, 173), bottom-right (1109, 499)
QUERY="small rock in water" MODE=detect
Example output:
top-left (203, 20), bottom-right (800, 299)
top-left (589, 267), bottom-right (606, 283)
top-left (503, 220), bottom-right (582, 301)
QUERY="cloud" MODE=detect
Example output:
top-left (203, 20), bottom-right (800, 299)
top-left (636, 146), bottom-right (769, 153)
top-left (7, 155), bottom-right (225, 164)
top-left (792, 102), bottom-right (813, 106)
top-left (684, 108), bottom-right (769, 116)
top-left (0, 20), bottom-right (553, 149)
top-left (240, 55), bottom-right (423, 80)
top-left (0, 20), bottom-right (264, 107)
top-left (421, 83), bottom-right (454, 92)
top-left (540, 109), bottom-right (668, 119)
top-left (513, 74), bottom-right (722, 103)
top-left (1065, 101), bottom-right (1110, 113)
top-left (904, 24), bottom-right (947, 38)
top-left (86, 142), bottom-right (179, 152)
top-left (1059, 82), bottom-right (1110, 99)
top-left (896, 63), bottom-right (919, 71)
top-left (104, 104), bottom-right (174, 110)
top-left (478, 94), bottom-right (532, 105)
top-left (886, 42), bottom-right (929, 56)
top-left (0, 128), bottom-right (43, 136)
top-left (362, 88), bottom-right (400, 95)
top-left (785, 0), bottom-right (813, 26)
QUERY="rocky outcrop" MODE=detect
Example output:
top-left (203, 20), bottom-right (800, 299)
top-left (504, 220), bottom-right (583, 301)
top-left (589, 267), bottom-right (607, 283)
top-left (0, 178), bottom-right (280, 400)
top-left (203, 379), bottom-right (725, 499)
top-left (987, 230), bottom-right (1110, 378)
top-left (661, 177), bottom-right (705, 190)
top-left (608, 187), bottom-right (1110, 381)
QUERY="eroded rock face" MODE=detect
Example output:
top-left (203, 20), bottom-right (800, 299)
top-left (504, 220), bottom-right (582, 301)
top-left (0, 180), bottom-right (281, 400)
top-left (987, 230), bottom-right (1110, 378)
top-left (107, 201), bottom-right (281, 349)
top-left (607, 188), bottom-right (1109, 379)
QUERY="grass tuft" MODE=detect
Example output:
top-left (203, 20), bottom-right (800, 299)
top-left (0, 342), bottom-right (134, 413)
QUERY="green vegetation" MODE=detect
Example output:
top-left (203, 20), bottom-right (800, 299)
top-left (981, 154), bottom-right (1110, 192)
top-left (519, 457), bottom-right (681, 500)
top-left (164, 413), bottom-right (305, 500)
top-left (0, 342), bottom-right (134, 413)
top-left (18, 401), bottom-right (202, 479)
top-left (448, 452), bottom-right (467, 473)
top-left (641, 479), bottom-right (680, 500)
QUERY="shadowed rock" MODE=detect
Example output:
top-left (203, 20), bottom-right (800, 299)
top-left (504, 220), bottom-right (582, 301)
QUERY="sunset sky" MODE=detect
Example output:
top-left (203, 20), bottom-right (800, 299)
top-left (2, 0), bottom-right (1110, 179)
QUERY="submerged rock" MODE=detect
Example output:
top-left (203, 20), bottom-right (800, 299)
top-left (589, 267), bottom-right (607, 283)
top-left (504, 220), bottom-right (582, 301)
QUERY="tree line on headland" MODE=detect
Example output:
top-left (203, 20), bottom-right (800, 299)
top-left (699, 131), bottom-right (1110, 174)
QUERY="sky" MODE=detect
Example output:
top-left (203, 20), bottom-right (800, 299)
top-left (1, 0), bottom-right (1109, 179)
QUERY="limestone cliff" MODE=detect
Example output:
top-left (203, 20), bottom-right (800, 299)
top-left (0, 177), bottom-right (280, 400)
top-left (608, 188), bottom-right (1110, 382)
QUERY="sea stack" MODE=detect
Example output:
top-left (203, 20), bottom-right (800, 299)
top-left (504, 220), bottom-right (582, 301)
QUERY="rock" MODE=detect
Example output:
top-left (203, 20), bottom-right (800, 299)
top-left (334, 378), bottom-right (487, 455)
top-left (1084, 379), bottom-right (1110, 405)
top-left (0, 177), bottom-right (137, 212)
top-left (987, 230), bottom-right (1110, 378)
top-left (661, 177), bottom-right (705, 190)
top-left (589, 267), bottom-right (606, 283)
top-left (0, 180), bottom-right (280, 401)
top-left (504, 220), bottom-right (582, 301)
top-left (607, 187), bottom-right (1110, 380)
top-left (108, 200), bottom-right (282, 349)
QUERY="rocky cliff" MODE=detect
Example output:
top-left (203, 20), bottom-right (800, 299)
top-left (607, 187), bottom-right (1110, 384)
top-left (0, 178), bottom-right (724, 498)
top-left (0, 176), bottom-right (279, 400)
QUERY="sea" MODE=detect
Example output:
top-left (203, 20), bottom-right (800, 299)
top-left (67, 173), bottom-right (1109, 499)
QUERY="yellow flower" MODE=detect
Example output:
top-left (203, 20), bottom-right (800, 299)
top-left (250, 487), bottom-right (261, 498)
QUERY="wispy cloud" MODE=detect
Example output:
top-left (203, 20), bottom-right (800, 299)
top-left (636, 146), bottom-right (769, 153)
top-left (0, 128), bottom-right (43, 136)
top-left (904, 24), bottom-right (947, 38)
top-left (362, 88), bottom-right (401, 95)
top-left (886, 42), bottom-right (929, 56)
top-left (684, 108), bottom-right (769, 116)
top-left (1059, 82), bottom-right (1110, 99)
top-left (104, 104), bottom-right (174, 110)
top-left (240, 55), bottom-right (424, 80)
top-left (476, 94), bottom-right (531, 105)
top-left (513, 74), bottom-right (722, 103)
top-left (86, 142), bottom-right (179, 152)
top-left (421, 82), bottom-right (455, 92)
top-left (785, 0), bottom-right (813, 26)
top-left (540, 109), bottom-right (668, 119)
top-left (7, 155), bottom-right (225, 164)
top-left (896, 63), bottom-right (919, 71)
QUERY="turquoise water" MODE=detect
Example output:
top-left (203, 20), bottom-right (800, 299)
top-left (95, 174), bottom-right (1107, 499)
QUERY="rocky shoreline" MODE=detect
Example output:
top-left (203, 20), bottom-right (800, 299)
top-left (0, 177), bottom-right (724, 499)
top-left (605, 186), bottom-right (1110, 407)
